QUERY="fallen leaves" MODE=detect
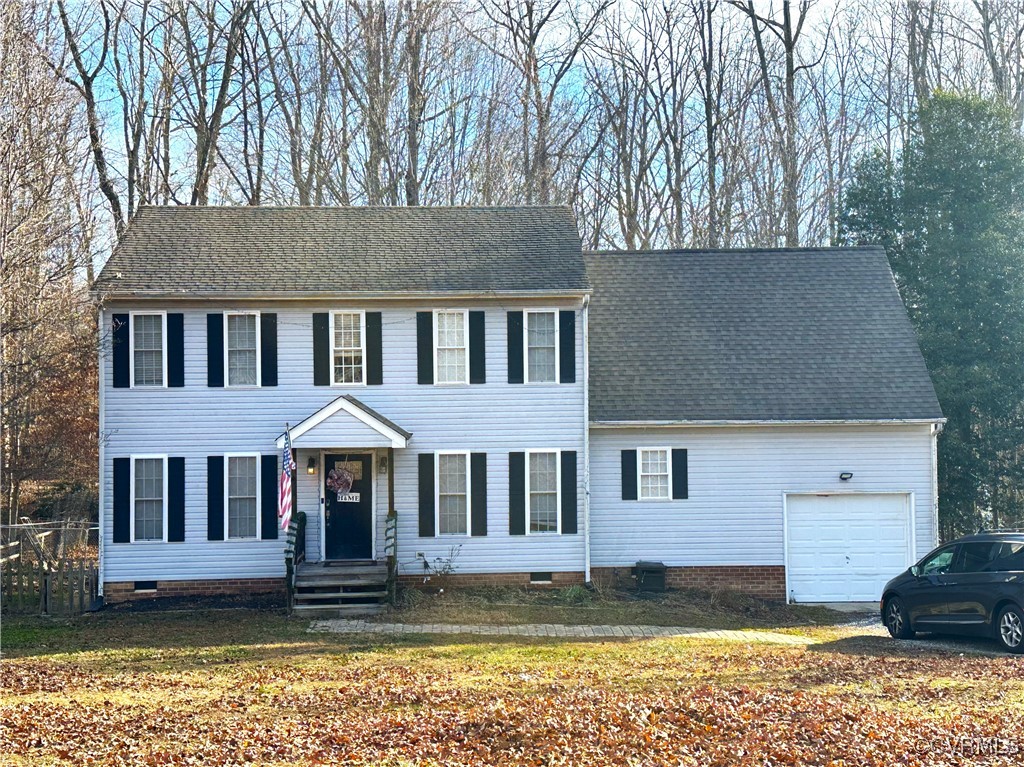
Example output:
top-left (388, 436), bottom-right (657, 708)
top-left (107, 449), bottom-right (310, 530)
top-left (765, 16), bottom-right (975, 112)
top-left (2, 624), bottom-right (1022, 766)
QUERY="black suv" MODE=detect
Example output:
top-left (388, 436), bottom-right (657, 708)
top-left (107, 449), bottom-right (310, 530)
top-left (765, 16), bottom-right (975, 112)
top-left (881, 531), bottom-right (1024, 653)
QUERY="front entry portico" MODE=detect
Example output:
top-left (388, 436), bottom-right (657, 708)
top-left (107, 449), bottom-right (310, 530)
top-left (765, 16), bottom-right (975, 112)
top-left (276, 395), bottom-right (410, 564)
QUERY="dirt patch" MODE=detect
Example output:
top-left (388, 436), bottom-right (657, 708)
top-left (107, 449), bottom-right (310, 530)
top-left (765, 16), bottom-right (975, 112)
top-left (102, 591), bottom-right (286, 614)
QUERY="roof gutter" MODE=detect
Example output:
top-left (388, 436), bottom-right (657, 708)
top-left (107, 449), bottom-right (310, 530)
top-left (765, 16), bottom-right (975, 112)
top-left (92, 289), bottom-right (592, 302)
top-left (590, 418), bottom-right (947, 428)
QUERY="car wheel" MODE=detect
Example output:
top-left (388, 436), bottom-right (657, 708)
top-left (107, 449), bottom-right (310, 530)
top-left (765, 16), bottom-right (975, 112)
top-left (996, 604), bottom-right (1024, 654)
top-left (884, 596), bottom-right (915, 640)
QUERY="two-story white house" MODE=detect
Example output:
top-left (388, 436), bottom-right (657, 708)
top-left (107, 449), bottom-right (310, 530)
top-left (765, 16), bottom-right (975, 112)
top-left (94, 206), bottom-right (944, 608)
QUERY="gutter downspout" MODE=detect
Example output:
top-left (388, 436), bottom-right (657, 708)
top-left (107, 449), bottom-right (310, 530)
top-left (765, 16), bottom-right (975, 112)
top-left (932, 421), bottom-right (943, 545)
top-left (97, 308), bottom-right (106, 597)
top-left (582, 294), bottom-right (591, 584)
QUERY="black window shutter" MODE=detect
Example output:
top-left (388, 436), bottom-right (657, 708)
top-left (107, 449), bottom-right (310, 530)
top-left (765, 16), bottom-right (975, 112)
top-left (560, 451), bottom-right (578, 534)
top-left (559, 310), bottom-right (576, 383)
top-left (416, 312), bottom-right (433, 385)
top-left (470, 452), bottom-right (487, 536)
top-left (167, 314), bottom-right (185, 387)
top-left (112, 314), bottom-right (130, 388)
top-left (112, 457), bottom-right (131, 542)
top-left (261, 454), bottom-right (279, 539)
top-left (621, 450), bottom-right (638, 500)
top-left (672, 449), bottom-right (688, 500)
top-left (207, 456), bottom-right (224, 541)
top-left (418, 453), bottom-right (435, 536)
top-left (468, 311), bottom-right (486, 384)
top-left (507, 311), bottom-right (524, 384)
top-left (366, 311), bottom-right (383, 385)
top-left (207, 314), bottom-right (224, 387)
top-left (312, 312), bottom-right (330, 386)
top-left (168, 457), bottom-right (185, 542)
top-left (509, 451), bottom-right (526, 535)
top-left (261, 313), bottom-right (278, 387)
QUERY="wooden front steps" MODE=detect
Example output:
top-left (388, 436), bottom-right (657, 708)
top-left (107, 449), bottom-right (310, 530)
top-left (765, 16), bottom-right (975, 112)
top-left (292, 561), bottom-right (388, 617)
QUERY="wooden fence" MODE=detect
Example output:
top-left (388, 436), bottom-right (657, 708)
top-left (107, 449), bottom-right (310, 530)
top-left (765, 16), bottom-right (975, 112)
top-left (1, 558), bottom-right (99, 615)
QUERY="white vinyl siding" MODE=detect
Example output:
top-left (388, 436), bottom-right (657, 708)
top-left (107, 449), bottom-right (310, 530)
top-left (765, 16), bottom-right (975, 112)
top-left (590, 425), bottom-right (938, 570)
top-left (437, 452), bottom-right (469, 535)
top-left (226, 313), bottom-right (259, 386)
top-left (526, 311), bottom-right (558, 383)
top-left (131, 313), bottom-right (165, 387)
top-left (528, 450), bottom-right (560, 533)
top-left (434, 311), bottom-right (468, 385)
top-left (100, 302), bottom-right (585, 583)
top-left (132, 456), bottom-right (167, 542)
top-left (226, 455), bottom-right (259, 540)
top-left (639, 448), bottom-right (670, 500)
top-left (331, 311), bottom-right (365, 385)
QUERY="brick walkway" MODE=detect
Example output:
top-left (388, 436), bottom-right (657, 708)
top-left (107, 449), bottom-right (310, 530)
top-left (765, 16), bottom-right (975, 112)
top-left (309, 619), bottom-right (814, 645)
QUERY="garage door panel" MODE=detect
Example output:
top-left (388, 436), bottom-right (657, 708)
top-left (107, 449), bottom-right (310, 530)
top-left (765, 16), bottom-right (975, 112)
top-left (787, 493), bottom-right (911, 603)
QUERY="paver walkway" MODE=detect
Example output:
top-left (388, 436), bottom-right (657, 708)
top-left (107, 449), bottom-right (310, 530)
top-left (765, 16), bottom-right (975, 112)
top-left (309, 619), bottom-right (814, 645)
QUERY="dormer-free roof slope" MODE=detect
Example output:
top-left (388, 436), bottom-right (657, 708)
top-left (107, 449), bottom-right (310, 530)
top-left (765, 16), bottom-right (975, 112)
top-left (585, 246), bottom-right (943, 423)
top-left (95, 205), bottom-right (587, 298)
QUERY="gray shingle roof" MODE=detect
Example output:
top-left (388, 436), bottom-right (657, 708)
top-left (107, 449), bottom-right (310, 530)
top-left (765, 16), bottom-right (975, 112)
top-left (585, 247), bottom-right (943, 422)
top-left (95, 206), bottom-right (587, 297)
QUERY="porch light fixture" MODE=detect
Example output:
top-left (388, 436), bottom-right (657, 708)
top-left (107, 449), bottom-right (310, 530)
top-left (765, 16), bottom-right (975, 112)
top-left (307, 456), bottom-right (317, 475)
top-left (839, 472), bottom-right (853, 481)
top-left (378, 455), bottom-right (389, 475)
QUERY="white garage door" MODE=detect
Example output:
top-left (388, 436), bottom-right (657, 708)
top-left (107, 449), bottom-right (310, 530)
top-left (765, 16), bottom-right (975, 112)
top-left (786, 493), bottom-right (912, 602)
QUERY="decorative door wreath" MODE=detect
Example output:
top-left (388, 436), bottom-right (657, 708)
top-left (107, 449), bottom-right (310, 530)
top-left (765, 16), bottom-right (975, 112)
top-left (327, 466), bottom-right (355, 501)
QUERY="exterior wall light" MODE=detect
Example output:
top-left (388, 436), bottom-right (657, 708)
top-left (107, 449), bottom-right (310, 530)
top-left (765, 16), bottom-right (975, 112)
top-left (307, 456), bottom-right (317, 475)
top-left (839, 472), bottom-right (853, 481)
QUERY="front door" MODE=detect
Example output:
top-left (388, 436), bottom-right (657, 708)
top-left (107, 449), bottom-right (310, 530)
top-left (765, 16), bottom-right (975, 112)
top-left (324, 453), bottom-right (373, 560)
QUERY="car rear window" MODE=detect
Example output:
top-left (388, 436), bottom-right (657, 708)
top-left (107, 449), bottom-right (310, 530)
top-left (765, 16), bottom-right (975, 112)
top-left (987, 542), bottom-right (1024, 572)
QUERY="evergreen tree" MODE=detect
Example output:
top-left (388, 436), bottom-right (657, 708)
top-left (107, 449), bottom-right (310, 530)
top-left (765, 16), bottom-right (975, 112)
top-left (840, 92), bottom-right (1024, 537)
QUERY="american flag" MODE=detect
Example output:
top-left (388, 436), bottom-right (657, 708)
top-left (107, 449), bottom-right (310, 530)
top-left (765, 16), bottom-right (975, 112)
top-left (278, 426), bottom-right (296, 531)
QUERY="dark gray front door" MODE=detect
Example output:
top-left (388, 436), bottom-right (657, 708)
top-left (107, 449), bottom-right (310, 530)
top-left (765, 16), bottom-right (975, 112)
top-left (324, 453), bottom-right (373, 560)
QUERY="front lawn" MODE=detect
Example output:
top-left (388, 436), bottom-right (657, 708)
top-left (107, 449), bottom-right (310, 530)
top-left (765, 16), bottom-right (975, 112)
top-left (2, 604), bottom-right (1022, 766)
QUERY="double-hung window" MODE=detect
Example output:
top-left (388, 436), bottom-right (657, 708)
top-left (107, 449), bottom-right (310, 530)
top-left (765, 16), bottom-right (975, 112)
top-left (435, 311), bottom-right (468, 384)
top-left (226, 454), bottom-right (259, 539)
top-left (131, 313), bottom-right (165, 387)
top-left (132, 456), bottom-right (167, 542)
top-left (639, 448), bottom-right (671, 501)
top-left (527, 450), bottom-right (560, 533)
top-left (525, 310), bottom-right (558, 383)
top-left (226, 312), bottom-right (259, 386)
top-left (332, 311), bottom-right (365, 385)
top-left (437, 451), bottom-right (469, 535)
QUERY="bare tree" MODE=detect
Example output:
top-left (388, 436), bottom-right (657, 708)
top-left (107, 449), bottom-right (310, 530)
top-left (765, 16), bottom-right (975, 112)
top-left (730, 0), bottom-right (827, 247)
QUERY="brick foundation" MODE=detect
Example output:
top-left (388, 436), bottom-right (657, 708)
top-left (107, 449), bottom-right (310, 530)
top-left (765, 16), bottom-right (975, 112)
top-left (103, 577), bottom-right (286, 602)
top-left (399, 571), bottom-right (585, 589)
top-left (590, 565), bottom-right (786, 600)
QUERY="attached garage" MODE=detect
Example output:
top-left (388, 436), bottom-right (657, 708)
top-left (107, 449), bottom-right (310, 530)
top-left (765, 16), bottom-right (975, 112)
top-left (785, 492), bottom-right (915, 603)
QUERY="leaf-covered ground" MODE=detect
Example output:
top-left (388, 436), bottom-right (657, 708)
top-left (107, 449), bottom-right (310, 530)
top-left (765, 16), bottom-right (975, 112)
top-left (2, 608), bottom-right (1022, 766)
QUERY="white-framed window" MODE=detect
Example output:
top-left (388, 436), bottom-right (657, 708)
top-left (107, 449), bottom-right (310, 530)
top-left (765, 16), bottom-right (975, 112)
top-left (525, 310), bottom-right (559, 383)
top-left (131, 455), bottom-right (168, 542)
top-left (527, 450), bottom-right (560, 533)
top-left (331, 311), bottom-right (366, 385)
top-left (434, 310), bottom-right (468, 385)
top-left (639, 448), bottom-right (671, 501)
top-left (225, 311), bottom-right (260, 387)
top-left (225, 454), bottom-right (260, 540)
top-left (436, 450), bottom-right (470, 535)
top-left (130, 311), bottom-right (166, 387)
